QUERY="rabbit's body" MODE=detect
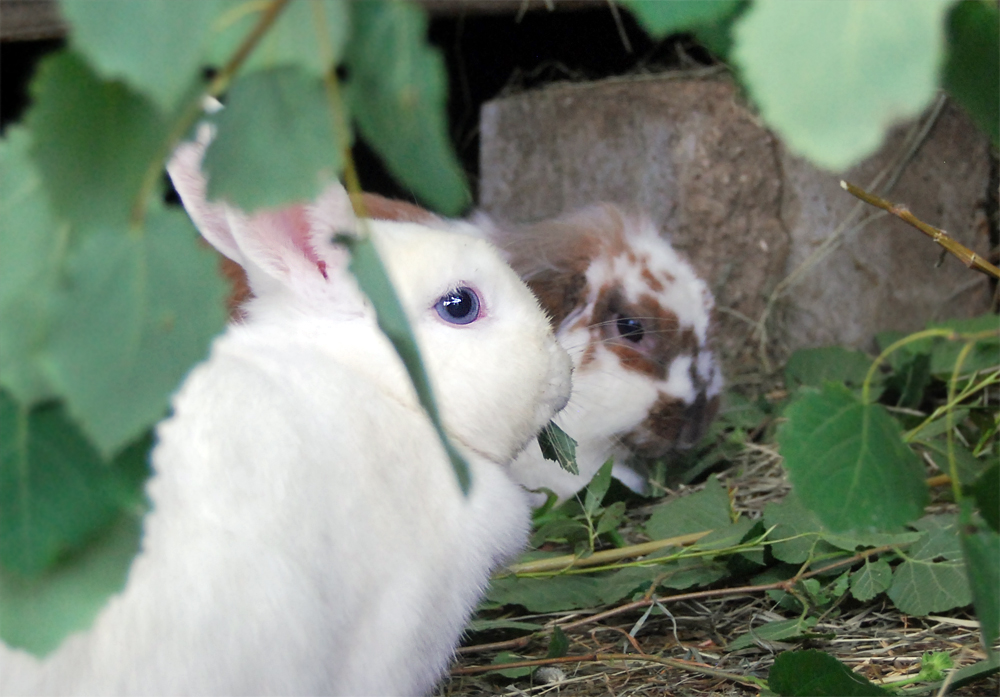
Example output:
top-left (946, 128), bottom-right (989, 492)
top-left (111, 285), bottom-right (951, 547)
top-left (0, 132), bottom-right (571, 695)
top-left (476, 204), bottom-right (723, 503)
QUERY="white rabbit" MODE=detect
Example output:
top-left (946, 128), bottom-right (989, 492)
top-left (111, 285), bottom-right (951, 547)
top-left (474, 204), bottom-right (723, 504)
top-left (0, 126), bottom-right (572, 696)
top-left (280, 199), bottom-right (724, 505)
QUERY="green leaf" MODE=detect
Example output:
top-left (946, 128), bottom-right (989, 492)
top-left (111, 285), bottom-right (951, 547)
top-left (917, 651), bottom-right (954, 682)
top-left (732, 0), bottom-right (955, 172)
top-left (42, 207), bottom-right (227, 457)
top-left (0, 393), bottom-right (143, 577)
top-left (538, 421), bottom-right (579, 475)
top-left (344, 0), bottom-right (470, 215)
top-left (925, 315), bottom-right (1000, 377)
top-left (888, 516), bottom-right (970, 614)
top-left (645, 474), bottom-right (731, 540)
top-left (487, 651), bottom-right (533, 678)
top-left (466, 618), bottom-right (542, 633)
top-left (728, 617), bottom-right (818, 651)
top-left (968, 463), bottom-right (999, 532)
top-left (850, 559), bottom-right (893, 602)
top-left (207, 0), bottom-right (350, 77)
top-left (0, 513), bottom-right (144, 656)
top-left (546, 626), bottom-right (569, 659)
top-left (26, 51), bottom-right (169, 237)
top-left (784, 346), bottom-right (874, 391)
top-left (204, 67), bottom-right (343, 211)
top-left (60, 0), bottom-right (215, 112)
top-left (0, 127), bottom-right (65, 405)
top-left (909, 514), bottom-right (964, 562)
top-left (596, 501), bottom-right (627, 536)
top-left (942, 0), bottom-right (999, 146)
top-left (884, 352), bottom-right (932, 409)
top-left (336, 232), bottom-right (470, 493)
top-left (486, 574), bottom-right (604, 613)
top-left (778, 384), bottom-right (928, 532)
top-left (594, 566), bottom-right (661, 604)
top-left (961, 519), bottom-right (999, 648)
top-left (657, 557), bottom-right (730, 590)
top-left (584, 458), bottom-right (614, 516)
top-left (622, 0), bottom-right (742, 36)
top-left (887, 557), bottom-right (970, 615)
top-left (769, 649), bottom-right (890, 696)
top-left (762, 493), bottom-right (831, 564)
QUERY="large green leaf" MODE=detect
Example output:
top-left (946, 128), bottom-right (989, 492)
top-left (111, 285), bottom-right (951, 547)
top-left (732, 0), bottom-right (955, 171)
top-left (621, 0), bottom-right (742, 36)
top-left (784, 346), bottom-right (874, 392)
top-left (207, 0), bottom-right (349, 77)
top-left (203, 67), bottom-right (344, 211)
top-left (942, 0), bottom-right (999, 146)
top-left (486, 574), bottom-right (604, 613)
top-left (42, 207), bottom-right (227, 457)
top-left (344, 0), bottom-right (470, 215)
top-left (645, 474), bottom-right (731, 540)
top-left (0, 513), bottom-right (144, 656)
top-left (0, 128), bottom-right (65, 405)
top-left (27, 51), bottom-right (169, 237)
top-left (769, 650), bottom-right (889, 696)
top-left (968, 463), bottom-right (999, 532)
top-left (728, 617), bottom-right (818, 651)
top-left (0, 393), bottom-right (142, 577)
top-left (887, 514), bottom-right (970, 615)
top-left (59, 0), bottom-right (215, 112)
top-left (777, 384), bottom-right (928, 532)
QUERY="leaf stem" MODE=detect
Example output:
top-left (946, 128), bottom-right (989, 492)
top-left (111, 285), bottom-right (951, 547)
top-left (129, 0), bottom-right (293, 229)
top-left (840, 180), bottom-right (1000, 279)
top-left (861, 328), bottom-right (956, 404)
top-left (947, 342), bottom-right (977, 506)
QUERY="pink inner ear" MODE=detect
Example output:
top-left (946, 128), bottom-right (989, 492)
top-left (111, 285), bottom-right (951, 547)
top-left (259, 205), bottom-right (327, 278)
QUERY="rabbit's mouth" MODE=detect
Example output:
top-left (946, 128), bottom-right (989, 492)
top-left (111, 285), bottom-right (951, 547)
top-left (620, 392), bottom-right (720, 457)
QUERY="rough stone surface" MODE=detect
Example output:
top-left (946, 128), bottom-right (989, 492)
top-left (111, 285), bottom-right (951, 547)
top-left (479, 75), bottom-right (993, 379)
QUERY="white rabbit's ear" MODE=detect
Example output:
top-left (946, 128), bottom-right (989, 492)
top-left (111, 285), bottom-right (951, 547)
top-left (167, 126), bottom-right (357, 302)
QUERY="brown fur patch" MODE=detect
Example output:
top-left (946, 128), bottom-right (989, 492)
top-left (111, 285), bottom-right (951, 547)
top-left (528, 272), bottom-right (589, 329)
top-left (640, 264), bottom-right (665, 293)
top-left (621, 393), bottom-right (687, 456)
top-left (593, 288), bottom-right (698, 380)
top-left (360, 193), bottom-right (440, 225)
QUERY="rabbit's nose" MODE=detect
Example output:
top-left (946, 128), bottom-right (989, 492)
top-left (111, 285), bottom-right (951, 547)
top-left (677, 393), bottom-right (720, 448)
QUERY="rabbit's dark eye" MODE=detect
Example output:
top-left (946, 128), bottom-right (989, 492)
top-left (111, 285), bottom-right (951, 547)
top-left (435, 287), bottom-right (481, 325)
top-left (616, 316), bottom-right (645, 343)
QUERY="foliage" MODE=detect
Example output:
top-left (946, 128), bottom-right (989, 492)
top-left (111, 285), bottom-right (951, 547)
top-left (0, 0), bottom-right (469, 654)
top-left (477, 314), bottom-right (998, 691)
top-left (623, 0), bottom-right (999, 168)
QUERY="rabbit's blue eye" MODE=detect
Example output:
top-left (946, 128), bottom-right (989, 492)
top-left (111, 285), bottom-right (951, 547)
top-left (616, 316), bottom-right (644, 343)
top-left (435, 287), bottom-right (480, 325)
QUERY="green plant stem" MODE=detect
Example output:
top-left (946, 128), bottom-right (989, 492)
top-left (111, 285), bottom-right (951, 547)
top-left (905, 368), bottom-right (1000, 443)
top-left (862, 328), bottom-right (956, 404)
top-left (503, 531), bottom-right (711, 576)
top-left (947, 342), bottom-right (977, 506)
top-left (129, 0), bottom-right (293, 229)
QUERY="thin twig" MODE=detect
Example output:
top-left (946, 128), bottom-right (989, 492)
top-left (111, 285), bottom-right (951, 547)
top-left (840, 180), bottom-right (1000, 279)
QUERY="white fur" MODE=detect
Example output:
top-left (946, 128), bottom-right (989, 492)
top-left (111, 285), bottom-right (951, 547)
top-left (0, 131), bottom-right (571, 696)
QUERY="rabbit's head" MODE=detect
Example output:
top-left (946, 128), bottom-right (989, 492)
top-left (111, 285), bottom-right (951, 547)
top-left (168, 128), bottom-right (571, 468)
top-left (480, 204), bottom-right (722, 462)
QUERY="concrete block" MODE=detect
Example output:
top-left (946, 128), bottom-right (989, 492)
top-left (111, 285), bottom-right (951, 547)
top-left (479, 76), bottom-right (994, 380)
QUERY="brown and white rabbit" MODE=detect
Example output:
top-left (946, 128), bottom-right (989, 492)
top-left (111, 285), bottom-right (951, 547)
top-left (0, 126), bottom-right (572, 696)
top-left (475, 204), bottom-right (722, 503)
